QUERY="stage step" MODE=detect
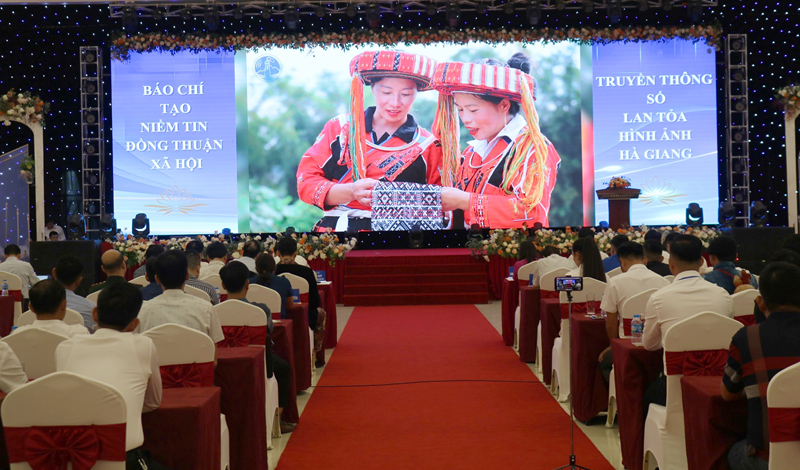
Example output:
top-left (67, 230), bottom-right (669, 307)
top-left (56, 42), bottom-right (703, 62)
top-left (343, 292), bottom-right (490, 306)
top-left (344, 282), bottom-right (488, 296)
top-left (346, 272), bottom-right (487, 286)
top-left (345, 263), bottom-right (485, 276)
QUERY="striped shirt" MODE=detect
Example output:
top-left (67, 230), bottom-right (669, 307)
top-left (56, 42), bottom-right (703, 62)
top-left (186, 275), bottom-right (220, 305)
top-left (723, 311), bottom-right (800, 450)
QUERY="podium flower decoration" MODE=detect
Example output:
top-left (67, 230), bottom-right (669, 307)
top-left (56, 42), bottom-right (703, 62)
top-left (0, 89), bottom-right (49, 127)
top-left (775, 85), bottom-right (800, 118)
top-left (607, 176), bottom-right (631, 189)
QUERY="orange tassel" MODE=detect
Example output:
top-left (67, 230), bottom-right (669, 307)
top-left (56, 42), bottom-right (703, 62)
top-left (433, 93), bottom-right (460, 187)
top-left (348, 74), bottom-right (368, 181)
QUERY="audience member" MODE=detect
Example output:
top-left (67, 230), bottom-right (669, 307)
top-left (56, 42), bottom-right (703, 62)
top-left (233, 240), bottom-right (261, 274)
top-left (642, 234), bottom-right (733, 414)
top-left (135, 250), bottom-right (224, 343)
top-left (722, 262), bottom-right (800, 470)
top-left (13, 280), bottom-right (89, 337)
top-left (513, 241), bottom-right (538, 282)
top-left (48, 231), bottom-right (59, 242)
top-left (185, 251), bottom-right (220, 304)
top-left (56, 283), bottom-right (165, 468)
top-left (89, 249), bottom-right (140, 294)
top-left (568, 228), bottom-right (607, 264)
top-left (0, 244), bottom-right (39, 301)
top-left (703, 236), bottom-right (758, 294)
top-left (53, 255), bottom-right (96, 328)
top-left (139, 257), bottom-right (163, 301)
top-left (530, 246), bottom-right (575, 287)
top-left (782, 234), bottom-right (800, 255)
top-left (0, 342), bottom-right (27, 393)
top-left (567, 237), bottom-right (606, 282)
top-left (751, 249), bottom-right (800, 324)
top-left (643, 239), bottom-right (672, 277)
top-left (663, 231), bottom-right (680, 261)
top-left (598, 242), bottom-right (670, 384)
top-left (255, 253), bottom-right (294, 318)
top-left (602, 235), bottom-right (629, 272)
top-left (132, 244), bottom-right (166, 279)
top-left (219, 261), bottom-right (296, 432)
top-left (40, 218), bottom-right (65, 241)
top-left (199, 241), bottom-right (228, 278)
top-left (275, 236), bottom-right (326, 363)
top-left (185, 240), bottom-right (205, 257)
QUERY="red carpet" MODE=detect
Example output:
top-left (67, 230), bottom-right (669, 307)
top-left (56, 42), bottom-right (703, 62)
top-left (277, 305), bottom-right (616, 470)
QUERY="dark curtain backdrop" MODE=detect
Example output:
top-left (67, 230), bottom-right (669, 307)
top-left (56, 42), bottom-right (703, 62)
top-left (0, 1), bottom-right (796, 234)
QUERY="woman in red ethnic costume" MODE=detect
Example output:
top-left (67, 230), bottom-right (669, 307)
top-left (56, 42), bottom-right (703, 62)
top-left (296, 50), bottom-right (443, 232)
top-left (431, 53), bottom-right (561, 228)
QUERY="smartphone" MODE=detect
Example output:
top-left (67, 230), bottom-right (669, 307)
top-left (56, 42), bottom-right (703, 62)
top-left (555, 276), bottom-right (583, 292)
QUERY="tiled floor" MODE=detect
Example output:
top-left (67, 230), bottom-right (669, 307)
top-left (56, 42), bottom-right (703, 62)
top-left (268, 302), bottom-right (624, 469)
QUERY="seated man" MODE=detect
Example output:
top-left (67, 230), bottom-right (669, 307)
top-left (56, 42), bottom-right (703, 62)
top-left (0, 244), bottom-right (39, 304)
top-left (13, 280), bottom-right (89, 337)
top-left (598, 242), bottom-right (670, 384)
top-left (40, 218), bottom-right (66, 241)
top-left (139, 257), bottom-right (163, 301)
top-left (219, 261), bottom-right (296, 432)
top-left (199, 241), bottom-right (228, 279)
top-left (53, 255), bottom-right (96, 329)
top-left (48, 231), bottom-right (59, 242)
top-left (186, 250), bottom-right (220, 304)
top-left (135, 250), bottom-right (224, 344)
top-left (90, 249), bottom-right (140, 294)
top-left (722, 261), bottom-right (800, 470)
top-left (602, 235), bottom-right (629, 272)
top-left (56, 283), bottom-right (165, 469)
top-left (531, 246), bottom-right (575, 287)
top-left (0, 342), bottom-right (27, 393)
top-left (703, 236), bottom-right (758, 294)
top-left (232, 240), bottom-right (260, 275)
top-left (642, 234), bottom-right (733, 414)
top-left (133, 244), bottom-right (166, 279)
top-left (644, 239), bottom-right (672, 277)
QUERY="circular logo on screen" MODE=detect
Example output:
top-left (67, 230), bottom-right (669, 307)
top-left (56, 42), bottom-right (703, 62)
top-left (253, 55), bottom-right (282, 83)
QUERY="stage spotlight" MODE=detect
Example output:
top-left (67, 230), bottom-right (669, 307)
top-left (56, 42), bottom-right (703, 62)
top-left (732, 70), bottom-right (745, 81)
top-left (204, 5), bottom-right (220, 31)
top-left (67, 213), bottom-right (86, 240)
top-left (750, 201), bottom-right (768, 227)
top-left (132, 213), bottom-right (151, 237)
top-left (733, 128), bottom-right (748, 142)
top-left (532, 222), bottom-right (544, 231)
top-left (394, 3), bottom-right (404, 15)
top-left (731, 38), bottom-right (744, 51)
top-left (662, 0), bottom-right (673, 11)
top-left (426, 3), bottom-right (437, 16)
top-left (315, 5), bottom-right (326, 17)
top-left (409, 224), bottom-right (423, 249)
top-left (555, 0), bottom-right (566, 10)
top-left (527, 0), bottom-right (541, 25)
top-left (477, 3), bottom-right (488, 14)
top-left (152, 7), bottom-right (164, 20)
top-left (366, 3), bottom-right (380, 27)
top-left (87, 172), bottom-right (99, 185)
top-left (99, 214), bottom-right (117, 236)
top-left (82, 80), bottom-right (97, 94)
top-left (583, 0), bottom-right (594, 12)
top-left (446, 2), bottom-right (460, 27)
top-left (262, 6), bottom-right (272, 18)
top-left (181, 7), bottom-right (192, 20)
top-left (233, 6), bottom-right (244, 19)
top-left (83, 111), bottom-right (97, 124)
top-left (719, 201), bottom-right (736, 227)
top-left (346, 4), bottom-right (356, 17)
top-left (285, 6), bottom-right (299, 29)
top-left (688, 0), bottom-right (702, 22)
top-left (733, 99), bottom-right (747, 112)
top-left (608, 0), bottom-right (622, 24)
top-left (504, 1), bottom-right (515, 14)
top-left (468, 223), bottom-right (482, 241)
top-left (84, 142), bottom-right (97, 155)
top-left (638, 0), bottom-right (649, 11)
top-left (122, 6), bottom-right (137, 34)
top-left (686, 202), bottom-right (704, 226)
top-left (82, 49), bottom-right (96, 63)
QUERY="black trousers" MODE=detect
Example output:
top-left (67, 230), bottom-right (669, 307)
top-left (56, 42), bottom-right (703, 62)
top-left (274, 354), bottom-right (292, 411)
top-left (599, 349), bottom-right (614, 385)
top-left (643, 374), bottom-right (667, 420)
top-left (126, 447), bottom-right (169, 470)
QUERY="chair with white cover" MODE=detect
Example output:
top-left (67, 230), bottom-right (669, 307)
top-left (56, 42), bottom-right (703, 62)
top-left (536, 267), bottom-right (570, 373)
top-left (767, 361), bottom-right (800, 470)
top-left (129, 275), bottom-right (149, 287)
top-left (16, 308), bottom-right (85, 327)
top-left (605, 288), bottom-right (660, 428)
top-left (214, 301), bottom-right (281, 443)
top-left (1, 273), bottom-right (24, 325)
top-left (1, 329), bottom-right (70, 380)
top-left (185, 285), bottom-right (211, 303)
top-left (606, 267), bottom-right (622, 279)
top-left (248, 284), bottom-right (282, 319)
top-left (551, 277), bottom-right (606, 402)
top-left (664, 275), bottom-right (674, 282)
top-left (732, 289), bottom-right (759, 325)
top-left (279, 273), bottom-right (314, 372)
top-left (142, 324), bottom-right (229, 469)
top-left (642, 312), bottom-right (742, 470)
top-left (201, 274), bottom-right (227, 296)
top-left (512, 261), bottom-right (538, 349)
top-left (87, 290), bottom-right (100, 304)
top-left (1, 371), bottom-right (128, 469)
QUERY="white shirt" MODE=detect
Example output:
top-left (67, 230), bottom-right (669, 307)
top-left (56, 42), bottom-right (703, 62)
top-left (532, 254), bottom-right (576, 287)
top-left (135, 289), bottom-right (225, 343)
top-left (56, 328), bottom-right (161, 451)
top-left (642, 270), bottom-right (734, 351)
top-left (467, 114), bottom-right (527, 159)
top-left (0, 257), bottom-right (39, 298)
top-left (199, 259), bottom-right (226, 279)
top-left (662, 250), bottom-right (670, 263)
top-left (599, 264), bottom-right (671, 337)
top-left (0, 341), bottom-right (28, 393)
top-left (232, 256), bottom-right (257, 273)
top-left (566, 266), bottom-right (582, 277)
top-left (41, 225), bottom-right (66, 241)
top-left (13, 319), bottom-right (90, 337)
top-left (66, 289), bottom-right (97, 329)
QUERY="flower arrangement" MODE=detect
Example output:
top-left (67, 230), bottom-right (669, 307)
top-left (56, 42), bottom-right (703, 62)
top-left (297, 229), bottom-right (357, 265)
top-left (532, 227), bottom-right (578, 255)
top-left (607, 176), bottom-right (631, 189)
top-left (110, 25), bottom-right (722, 61)
top-left (466, 228), bottom-right (528, 261)
top-left (0, 89), bottom-right (49, 127)
top-left (775, 85), bottom-right (800, 118)
top-left (109, 237), bottom-right (151, 268)
top-left (19, 156), bottom-right (34, 184)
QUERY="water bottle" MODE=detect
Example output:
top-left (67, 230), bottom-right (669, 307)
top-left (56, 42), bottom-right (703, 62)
top-left (1, 280), bottom-right (8, 297)
top-left (631, 314), bottom-right (644, 346)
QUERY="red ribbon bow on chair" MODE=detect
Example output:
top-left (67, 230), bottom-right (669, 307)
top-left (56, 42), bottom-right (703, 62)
top-left (665, 349), bottom-right (728, 376)
top-left (160, 362), bottom-right (214, 388)
top-left (769, 408), bottom-right (800, 443)
top-left (5, 424), bottom-right (126, 470)
top-left (220, 325), bottom-right (252, 347)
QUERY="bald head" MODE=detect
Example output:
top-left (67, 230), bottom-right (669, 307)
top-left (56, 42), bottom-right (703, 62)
top-left (101, 250), bottom-right (126, 277)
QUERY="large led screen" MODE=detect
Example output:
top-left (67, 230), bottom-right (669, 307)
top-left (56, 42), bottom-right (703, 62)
top-left (111, 38), bottom-right (718, 234)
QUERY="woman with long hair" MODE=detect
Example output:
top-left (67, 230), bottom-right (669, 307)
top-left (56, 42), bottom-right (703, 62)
top-left (430, 53), bottom-right (562, 228)
top-left (513, 240), bottom-right (538, 282)
top-left (254, 253), bottom-right (294, 318)
top-left (568, 237), bottom-right (606, 283)
top-left (297, 50), bottom-right (442, 232)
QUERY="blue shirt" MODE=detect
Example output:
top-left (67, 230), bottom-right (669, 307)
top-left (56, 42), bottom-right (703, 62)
top-left (702, 261), bottom-right (758, 295)
top-left (603, 254), bottom-right (620, 272)
top-left (66, 289), bottom-right (96, 329)
top-left (140, 282), bottom-right (163, 301)
top-left (255, 274), bottom-right (293, 319)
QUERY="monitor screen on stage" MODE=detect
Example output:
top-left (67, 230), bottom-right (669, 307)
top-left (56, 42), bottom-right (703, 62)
top-left (111, 38), bottom-right (717, 234)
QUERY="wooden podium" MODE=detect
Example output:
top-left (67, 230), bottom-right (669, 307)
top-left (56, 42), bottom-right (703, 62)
top-left (596, 188), bottom-right (641, 230)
